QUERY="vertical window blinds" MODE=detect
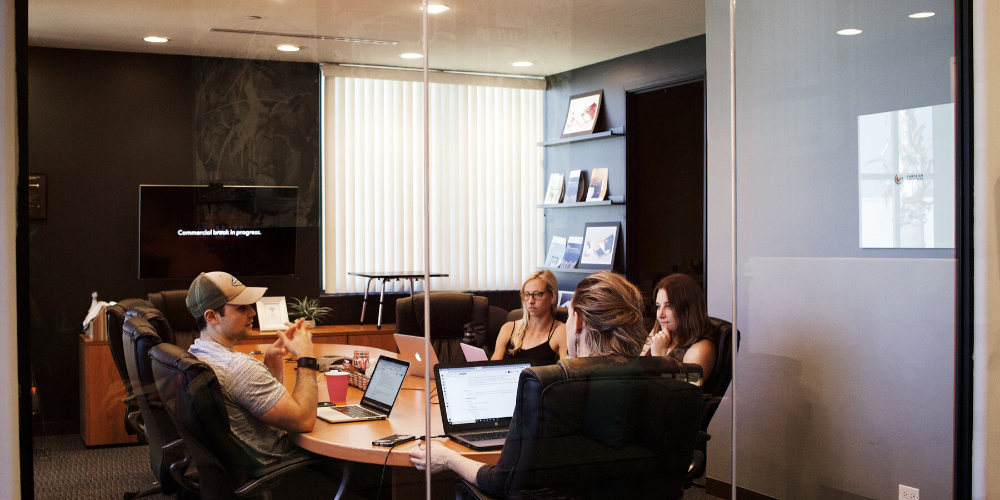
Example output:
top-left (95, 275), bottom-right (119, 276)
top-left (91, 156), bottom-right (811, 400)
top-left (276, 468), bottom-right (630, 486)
top-left (322, 73), bottom-right (544, 294)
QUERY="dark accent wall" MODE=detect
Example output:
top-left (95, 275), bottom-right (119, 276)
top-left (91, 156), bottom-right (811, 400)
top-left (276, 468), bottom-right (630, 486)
top-left (543, 35), bottom-right (706, 294)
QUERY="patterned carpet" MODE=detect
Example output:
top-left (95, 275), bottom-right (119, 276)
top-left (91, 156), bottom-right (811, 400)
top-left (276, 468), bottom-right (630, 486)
top-left (32, 434), bottom-right (723, 500)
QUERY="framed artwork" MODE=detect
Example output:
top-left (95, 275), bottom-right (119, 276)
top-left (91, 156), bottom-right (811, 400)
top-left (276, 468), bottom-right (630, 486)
top-left (28, 174), bottom-right (46, 220)
top-left (578, 221), bottom-right (620, 270)
top-left (560, 90), bottom-right (604, 138)
top-left (557, 291), bottom-right (575, 308)
top-left (256, 296), bottom-right (290, 331)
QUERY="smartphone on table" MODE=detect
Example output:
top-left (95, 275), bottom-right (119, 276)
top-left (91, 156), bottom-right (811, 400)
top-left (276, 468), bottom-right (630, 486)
top-left (372, 434), bottom-right (416, 447)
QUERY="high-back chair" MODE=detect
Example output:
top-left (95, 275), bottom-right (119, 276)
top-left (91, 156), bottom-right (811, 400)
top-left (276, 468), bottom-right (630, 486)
top-left (395, 292), bottom-right (489, 363)
top-left (483, 306), bottom-right (510, 358)
top-left (121, 314), bottom-right (195, 499)
top-left (104, 298), bottom-right (157, 440)
top-left (150, 343), bottom-right (344, 500)
top-left (454, 356), bottom-right (704, 500)
top-left (148, 290), bottom-right (199, 350)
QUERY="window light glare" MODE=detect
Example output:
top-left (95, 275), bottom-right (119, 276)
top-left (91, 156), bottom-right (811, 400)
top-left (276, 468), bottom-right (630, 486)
top-left (419, 4), bottom-right (452, 13)
top-left (909, 12), bottom-right (935, 18)
top-left (400, 53), bottom-right (424, 59)
top-left (276, 44), bottom-right (300, 52)
top-left (512, 62), bottom-right (533, 67)
top-left (837, 28), bottom-right (862, 35)
top-left (143, 36), bottom-right (169, 43)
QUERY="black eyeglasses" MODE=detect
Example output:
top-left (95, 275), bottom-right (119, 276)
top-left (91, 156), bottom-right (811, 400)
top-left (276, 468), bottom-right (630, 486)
top-left (520, 291), bottom-right (550, 301)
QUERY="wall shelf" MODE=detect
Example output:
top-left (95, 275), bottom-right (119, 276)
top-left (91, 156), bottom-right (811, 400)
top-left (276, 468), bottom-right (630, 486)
top-left (537, 267), bottom-right (600, 274)
top-left (537, 127), bottom-right (625, 147)
top-left (538, 196), bottom-right (624, 209)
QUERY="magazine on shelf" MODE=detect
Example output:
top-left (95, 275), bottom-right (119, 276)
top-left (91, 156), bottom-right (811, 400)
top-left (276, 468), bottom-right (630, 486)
top-left (543, 173), bottom-right (565, 204)
top-left (543, 236), bottom-right (567, 268)
top-left (559, 236), bottom-right (583, 268)
top-left (566, 170), bottom-right (587, 203)
top-left (586, 168), bottom-right (609, 202)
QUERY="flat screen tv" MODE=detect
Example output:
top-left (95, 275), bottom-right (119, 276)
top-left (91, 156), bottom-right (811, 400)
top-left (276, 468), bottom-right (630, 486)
top-left (139, 185), bottom-right (297, 279)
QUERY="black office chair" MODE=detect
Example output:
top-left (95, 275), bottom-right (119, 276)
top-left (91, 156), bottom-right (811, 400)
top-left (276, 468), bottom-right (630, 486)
top-left (454, 356), bottom-right (704, 500)
top-left (684, 317), bottom-right (741, 486)
top-left (483, 306), bottom-right (510, 358)
top-left (150, 343), bottom-right (349, 500)
top-left (504, 307), bottom-right (569, 324)
top-left (121, 314), bottom-right (196, 500)
top-left (395, 292), bottom-right (489, 363)
top-left (148, 290), bottom-right (199, 350)
top-left (105, 298), bottom-right (157, 441)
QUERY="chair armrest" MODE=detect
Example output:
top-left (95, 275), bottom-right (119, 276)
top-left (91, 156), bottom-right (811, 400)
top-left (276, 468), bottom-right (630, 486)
top-left (163, 439), bottom-right (200, 494)
top-left (454, 478), bottom-right (498, 500)
top-left (235, 456), bottom-right (328, 496)
top-left (126, 409), bottom-right (145, 437)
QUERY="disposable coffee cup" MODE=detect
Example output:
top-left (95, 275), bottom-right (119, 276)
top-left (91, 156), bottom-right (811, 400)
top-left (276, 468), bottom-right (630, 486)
top-left (325, 371), bottom-right (350, 403)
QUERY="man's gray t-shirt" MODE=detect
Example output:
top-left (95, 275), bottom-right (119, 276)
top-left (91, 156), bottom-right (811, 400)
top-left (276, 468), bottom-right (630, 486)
top-left (189, 338), bottom-right (309, 467)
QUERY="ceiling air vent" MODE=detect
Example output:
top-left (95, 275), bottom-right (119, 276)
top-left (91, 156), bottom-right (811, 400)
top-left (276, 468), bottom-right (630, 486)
top-left (209, 28), bottom-right (398, 45)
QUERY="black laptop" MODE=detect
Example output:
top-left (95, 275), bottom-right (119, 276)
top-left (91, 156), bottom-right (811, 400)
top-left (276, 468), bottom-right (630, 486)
top-left (433, 360), bottom-right (534, 450)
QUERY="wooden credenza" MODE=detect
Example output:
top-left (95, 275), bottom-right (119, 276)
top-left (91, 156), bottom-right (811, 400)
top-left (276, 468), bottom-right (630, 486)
top-left (79, 324), bottom-right (398, 446)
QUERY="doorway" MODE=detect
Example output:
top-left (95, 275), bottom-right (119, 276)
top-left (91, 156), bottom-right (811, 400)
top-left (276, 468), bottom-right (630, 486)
top-left (625, 79), bottom-right (706, 308)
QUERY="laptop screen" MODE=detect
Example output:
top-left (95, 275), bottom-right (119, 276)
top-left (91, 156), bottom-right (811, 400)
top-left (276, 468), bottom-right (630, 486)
top-left (360, 356), bottom-right (409, 414)
top-left (437, 362), bottom-right (532, 425)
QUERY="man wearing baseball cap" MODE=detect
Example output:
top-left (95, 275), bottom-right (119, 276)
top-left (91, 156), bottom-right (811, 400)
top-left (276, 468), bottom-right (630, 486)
top-left (186, 271), bottom-right (319, 467)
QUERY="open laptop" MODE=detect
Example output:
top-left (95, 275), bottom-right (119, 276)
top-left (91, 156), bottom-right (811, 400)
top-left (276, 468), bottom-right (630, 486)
top-left (434, 360), bottom-right (533, 450)
top-left (460, 343), bottom-right (488, 362)
top-left (394, 334), bottom-right (441, 379)
top-left (317, 356), bottom-right (409, 424)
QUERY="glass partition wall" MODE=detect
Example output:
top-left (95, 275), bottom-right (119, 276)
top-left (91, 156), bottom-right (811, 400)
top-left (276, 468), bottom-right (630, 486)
top-left (706, 0), bottom-right (959, 499)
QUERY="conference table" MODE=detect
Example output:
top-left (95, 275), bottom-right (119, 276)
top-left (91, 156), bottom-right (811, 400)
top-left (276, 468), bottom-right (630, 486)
top-left (233, 342), bottom-right (500, 499)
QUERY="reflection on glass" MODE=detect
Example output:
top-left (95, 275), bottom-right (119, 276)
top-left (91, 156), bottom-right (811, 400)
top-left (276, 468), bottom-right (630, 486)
top-left (858, 104), bottom-right (954, 248)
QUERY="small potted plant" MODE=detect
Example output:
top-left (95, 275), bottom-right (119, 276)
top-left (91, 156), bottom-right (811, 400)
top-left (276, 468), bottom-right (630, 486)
top-left (287, 297), bottom-right (333, 327)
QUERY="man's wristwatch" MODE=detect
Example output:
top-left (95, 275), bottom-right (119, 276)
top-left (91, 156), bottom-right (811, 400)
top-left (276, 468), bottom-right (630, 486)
top-left (296, 357), bottom-right (319, 371)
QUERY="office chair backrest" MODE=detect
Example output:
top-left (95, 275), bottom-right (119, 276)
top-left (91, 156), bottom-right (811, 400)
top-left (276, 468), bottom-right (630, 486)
top-left (148, 290), bottom-right (199, 350)
top-left (505, 307), bottom-right (569, 324)
top-left (105, 299), bottom-right (156, 397)
top-left (484, 306), bottom-right (510, 358)
top-left (121, 315), bottom-right (188, 495)
top-left (700, 317), bottom-right (741, 431)
top-left (395, 292), bottom-right (489, 363)
top-left (487, 356), bottom-right (703, 500)
top-left (151, 343), bottom-right (256, 500)
top-left (124, 304), bottom-right (174, 345)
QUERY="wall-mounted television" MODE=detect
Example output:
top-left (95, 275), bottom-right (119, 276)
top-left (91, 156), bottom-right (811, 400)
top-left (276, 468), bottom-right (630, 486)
top-left (139, 185), bottom-right (297, 279)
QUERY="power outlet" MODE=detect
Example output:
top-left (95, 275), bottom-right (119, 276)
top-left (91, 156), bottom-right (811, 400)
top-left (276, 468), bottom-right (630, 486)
top-left (899, 485), bottom-right (919, 500)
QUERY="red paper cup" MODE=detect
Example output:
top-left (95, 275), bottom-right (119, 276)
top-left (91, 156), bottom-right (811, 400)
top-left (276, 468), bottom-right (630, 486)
top-left (325, 371), bottom-right (349, 402)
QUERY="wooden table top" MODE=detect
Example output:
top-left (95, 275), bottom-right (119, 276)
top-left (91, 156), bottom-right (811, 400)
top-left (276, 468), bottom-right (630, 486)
top-left (233, 343), bottom-right (501, 467)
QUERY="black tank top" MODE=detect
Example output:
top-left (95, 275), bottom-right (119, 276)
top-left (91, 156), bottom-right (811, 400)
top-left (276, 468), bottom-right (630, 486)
top-left (505, 319), bottom-right (558, 365)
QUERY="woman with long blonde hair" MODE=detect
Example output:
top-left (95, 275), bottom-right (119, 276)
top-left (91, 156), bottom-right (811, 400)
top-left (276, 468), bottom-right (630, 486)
top-left (490, 270), bottom-right (567, 364)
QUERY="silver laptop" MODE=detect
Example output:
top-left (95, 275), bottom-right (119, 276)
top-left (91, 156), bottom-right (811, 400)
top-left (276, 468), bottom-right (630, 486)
top-left (393, 334), bottom-right (441, 379)
top-left (434, 360), bottom-right (533, 450)
top-left (317, 356), bottom-right (409, 424)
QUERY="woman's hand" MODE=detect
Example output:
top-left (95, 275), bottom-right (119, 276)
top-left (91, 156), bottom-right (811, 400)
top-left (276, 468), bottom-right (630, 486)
top-left (650, 331), bottom-right (670, 357)
top-left (409, 442), bottom-right (460, 474)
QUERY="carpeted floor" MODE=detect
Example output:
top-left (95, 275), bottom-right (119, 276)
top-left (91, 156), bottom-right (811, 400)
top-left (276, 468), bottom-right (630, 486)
top-left (33, 434), bottom-right (724, 500)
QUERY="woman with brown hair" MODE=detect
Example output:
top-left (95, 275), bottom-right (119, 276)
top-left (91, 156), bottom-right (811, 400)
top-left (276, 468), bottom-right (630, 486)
top-left (491, 270), bottom-right (567, 364)
top-left (410, 271), bottom-right (650, 489)
top-left (642, 273), bottom-right (717, 378)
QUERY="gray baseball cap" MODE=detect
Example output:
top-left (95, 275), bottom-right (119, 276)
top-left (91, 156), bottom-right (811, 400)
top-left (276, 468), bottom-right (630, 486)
top-left (186, 271), bottom-right (267, 318)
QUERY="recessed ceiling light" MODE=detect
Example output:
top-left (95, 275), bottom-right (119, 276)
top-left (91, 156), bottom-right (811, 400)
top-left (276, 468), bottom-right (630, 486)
top-left (837, 28), bottom-right (862, 35)
top-left (276, 45), bottom-right (300, 52)
top-left (419, 4), bottom-right (452, 13)
top-left (512, 62), bottom-right (533, 67)
top-left (400, 53), bottom-right (423, 59)
top-left (143, 36), bottom-right (169, 43)
top-left (245, 15), bottom-right (261, 20)
top-left (909, 12), bottom-right (935, 18)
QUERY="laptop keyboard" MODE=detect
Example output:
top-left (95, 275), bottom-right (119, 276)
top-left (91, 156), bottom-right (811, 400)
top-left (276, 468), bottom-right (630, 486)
top-left (462, 430), bottom-right (508, 442)
top-left (332, 406), bottom-right (381, 418)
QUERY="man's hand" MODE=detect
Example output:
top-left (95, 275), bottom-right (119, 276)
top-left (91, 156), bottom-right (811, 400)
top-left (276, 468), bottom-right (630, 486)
top-left (263, 337), bottom-right (288, 381)
top-left (278, 319), bottom-right (315, 359)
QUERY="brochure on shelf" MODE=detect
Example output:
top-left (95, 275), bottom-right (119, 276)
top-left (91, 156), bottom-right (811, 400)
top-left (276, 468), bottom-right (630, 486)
top-left (559, 236), bottom-right (583, 268)
top-left (543, 236), bottom-right (567, 268)
top-left (566, 170), bottom-right (587, 203)
top-left (543, 173), bottom-right (565, 204)
top-left (586, 168), bottom-right (609, 202)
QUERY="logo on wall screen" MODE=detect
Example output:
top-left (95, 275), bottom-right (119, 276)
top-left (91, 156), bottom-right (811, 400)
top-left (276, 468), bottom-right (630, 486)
top-left (894, 175), bottom-right (903, 185)
top-left (232, 277), bottom-right (243, 287)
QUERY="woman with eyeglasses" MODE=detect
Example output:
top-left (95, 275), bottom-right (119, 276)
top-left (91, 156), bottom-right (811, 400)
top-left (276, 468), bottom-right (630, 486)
top-left (490, 270), bottom-right (567, 364)
top-left (641, 273), bottom-right (716, 379)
